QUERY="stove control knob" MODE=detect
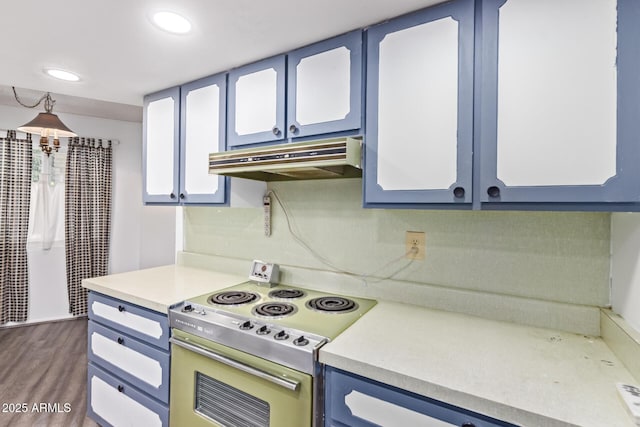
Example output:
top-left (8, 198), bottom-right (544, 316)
top-left (256, 325), bottom-right (271, 335)
top-left (182, 305), bottom-right (193, 313)
top-left (274, 330), bottom-right (289, 341)
top-left (293, 336), bottom-right (309, 347)
top-left (239, 320), bottom-right (253, 330)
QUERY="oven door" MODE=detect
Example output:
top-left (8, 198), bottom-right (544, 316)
top-left (170, 329), bottom-right (313, 427)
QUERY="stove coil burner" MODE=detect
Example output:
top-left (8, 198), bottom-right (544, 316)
top-left (252, 302), bottom-right (297, 318)
top-left (268, 289), bottom-right (306, 299)
top-left (306, 296), bottom-right (359, 314)
top-left (208, 291), bottom-right (258, 306)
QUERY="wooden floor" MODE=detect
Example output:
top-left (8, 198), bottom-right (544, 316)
top-left (0, 318), bottom-right (99, 427)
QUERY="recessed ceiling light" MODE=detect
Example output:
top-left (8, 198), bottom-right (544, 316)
top-left (152, 11), bottom-right (192, 34)
top-left (45, 68), bottom-right (80, 82)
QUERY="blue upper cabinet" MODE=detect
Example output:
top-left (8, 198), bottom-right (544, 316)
top-left (364, 0), bottom-right (475, 207)
top-left (143, 87), bottom-right (180, 204)
top-left (227, 56), bottom-right (287, 148)
top-left (287, 30), bottom-right (363, 139)
top-left (143, 74), bottom-right (228, 205)
top-left (179, 74), bottom-right (228, 204)
top-left (478, 0), bottom-right (640, 207)
top-left (227, 31), bottom-right (363, 148)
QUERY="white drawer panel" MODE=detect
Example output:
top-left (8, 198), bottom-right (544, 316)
top-left (87, 363), bottom-right (168, 427)
top-left (92, 300), bottom-right (163, 339)
top-left (91, 377), bottom-right (161, 427)
top-left (91, 332), bottom-right (162, 388)
top-left (88, 292), bottom-right (169, 350)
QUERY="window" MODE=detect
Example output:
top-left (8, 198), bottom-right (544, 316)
top-left (27, 148), bottom-right (66, 250)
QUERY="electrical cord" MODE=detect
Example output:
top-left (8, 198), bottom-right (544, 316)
top-left (266, 189), bottom-right (419, 285)
top-left (12, 86), bottom-right (48, 109)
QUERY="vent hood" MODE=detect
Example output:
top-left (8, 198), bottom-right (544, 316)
top-left (208, 137), bottom-right (362, 181)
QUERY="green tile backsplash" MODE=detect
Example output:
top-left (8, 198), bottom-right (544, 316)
top-left (184, 179), bottom-right (610, 307)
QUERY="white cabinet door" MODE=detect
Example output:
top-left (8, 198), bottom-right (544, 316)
top-left (180, 74), bottom-right (227, 204)
top-left (287, 30), bottom-right (363, 138)
top-left (364, 0), bottom-right (475, 206)
top-left (228, 56), bottom-right (286, 147)
top-left (143, 87), bottom-right (179, 204)
top-left (479, 0), bottom-right (640, 205)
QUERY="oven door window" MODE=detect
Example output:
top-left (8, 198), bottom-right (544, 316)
top-left (170, 330), bottom-right (313, 427)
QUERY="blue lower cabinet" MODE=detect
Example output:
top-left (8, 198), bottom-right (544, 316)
top-left (87, 363), bottom-right (168, 427)
top-left (88, 320), bottom-right (170, 403)
top-left (88, 292), bottom-right (170, 350)
top-left (87, 292), bottom-right (170, 427)
top-left (324, 367), bottom-right (517, 427)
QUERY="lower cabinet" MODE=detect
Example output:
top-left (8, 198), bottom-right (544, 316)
top-left (87, 292), bottom-right (170, 427)
top-left (87, 364), bottom-right (169, 427)
top-left (324, 367), bottom-right (517, 427)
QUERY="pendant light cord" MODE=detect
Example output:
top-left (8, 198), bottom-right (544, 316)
top-left (12, 86), bottom-right (54, 112)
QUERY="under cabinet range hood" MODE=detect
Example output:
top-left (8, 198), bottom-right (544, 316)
top-left (208, 137), bottom-right (362, 181)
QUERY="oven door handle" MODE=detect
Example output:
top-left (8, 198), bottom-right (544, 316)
top-left (170, 336), bottom-right (300, 391)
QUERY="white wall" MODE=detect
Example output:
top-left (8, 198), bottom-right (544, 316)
top-left (611, 213), bottom-right (640, 333)
top-left (0, 104), bottom-right (175, 323)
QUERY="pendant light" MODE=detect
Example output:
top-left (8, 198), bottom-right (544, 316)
top-left (12, 86), bottom-right (77, 156)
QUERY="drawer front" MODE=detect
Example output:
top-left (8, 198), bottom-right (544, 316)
top-left (88, 321), bottom-right (170, 403)
top-left (88, 292), bottom-right (169, 350)
top-left (325, 367), bottom-right (517, 427)
top-left (87, 363), bottom-right (168, 427)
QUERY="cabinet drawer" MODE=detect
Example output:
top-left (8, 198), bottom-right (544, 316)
top-left (88, 292), bottom-right (169, 350)
top-left (325, 367), bottom-right (517, 427)
top-left (87, 363), bottom-right (168, 427)
top-left (88, 321), bottom-right (170, 403)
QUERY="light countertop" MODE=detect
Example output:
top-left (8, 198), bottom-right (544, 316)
top-left (82, 266), bottom-right (638, 426)
top-left (82, 265), bottom-right (246, 313)
top-left (319, 301), bottom-right (638, 427)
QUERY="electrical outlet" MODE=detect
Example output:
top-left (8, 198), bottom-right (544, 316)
top-left (405, 231), bottom-right (425, 260)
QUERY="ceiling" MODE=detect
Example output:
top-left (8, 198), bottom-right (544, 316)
top-left (0, 0), bottom-right (443, 120)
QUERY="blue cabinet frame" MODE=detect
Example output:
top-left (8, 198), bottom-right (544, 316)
top-left (87, 363), bottom-right (169, 427)
top-left (325, 367), bottom-right (518, 427)
top-left (287, 30), bottom-right (364, 139)
top-left (142, 86), bottom-right (180, 205)
top-left (363, 0), bottom-right (476, 208)
top-left (179, 74), bottom-right (229, 204)
top-left (476, 0), bottom-right (640, 208)
top-left (227, 55), bottom-right (287, 148)
top-left (88, 320), bottom-right (170, 403)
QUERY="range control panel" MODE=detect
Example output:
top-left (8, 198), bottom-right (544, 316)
top-left (249, 260), bottom-right (279, 286)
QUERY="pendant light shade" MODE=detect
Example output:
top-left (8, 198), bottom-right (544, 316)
top-left (12, 87), bottom-right (77, 155)
top-left (17, 111), bottom-right (76, 137)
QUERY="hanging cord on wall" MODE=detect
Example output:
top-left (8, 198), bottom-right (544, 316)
top-left (265, 189), bottom-right (418, 285)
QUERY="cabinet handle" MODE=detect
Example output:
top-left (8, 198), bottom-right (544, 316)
top-left (272, 127), bottom-right (281, 136)
top-left (179, 193), bottom-right (185, 200)
top-left (289, 124), bottom-right (298, 134)
top-left (487, 186), bottom-right (500, 198)
top-left (170, 193), bottom-right (176, 200)
top-left (117, 337), bottom-right (124, 345)
top-left (117, 385), bottom-right (124, 393)
top-left (117, 305), bottom-right (125, 312)
top-left (453, 187), bottom-right (465, 198)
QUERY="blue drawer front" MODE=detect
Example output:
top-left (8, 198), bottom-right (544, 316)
top-left (87, 363), bottom-right (169, 427)
top-left (325, 367), bottom-right (518, 427)
top-left (88, 292), bottom-right (169, 350)
top-left (88, 320), bottom-right (170, 404)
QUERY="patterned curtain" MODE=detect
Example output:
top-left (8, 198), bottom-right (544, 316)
top-left (65, 137), bottom-right (113, 316)
top-left (0, 131), bottom-right (33, 324)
